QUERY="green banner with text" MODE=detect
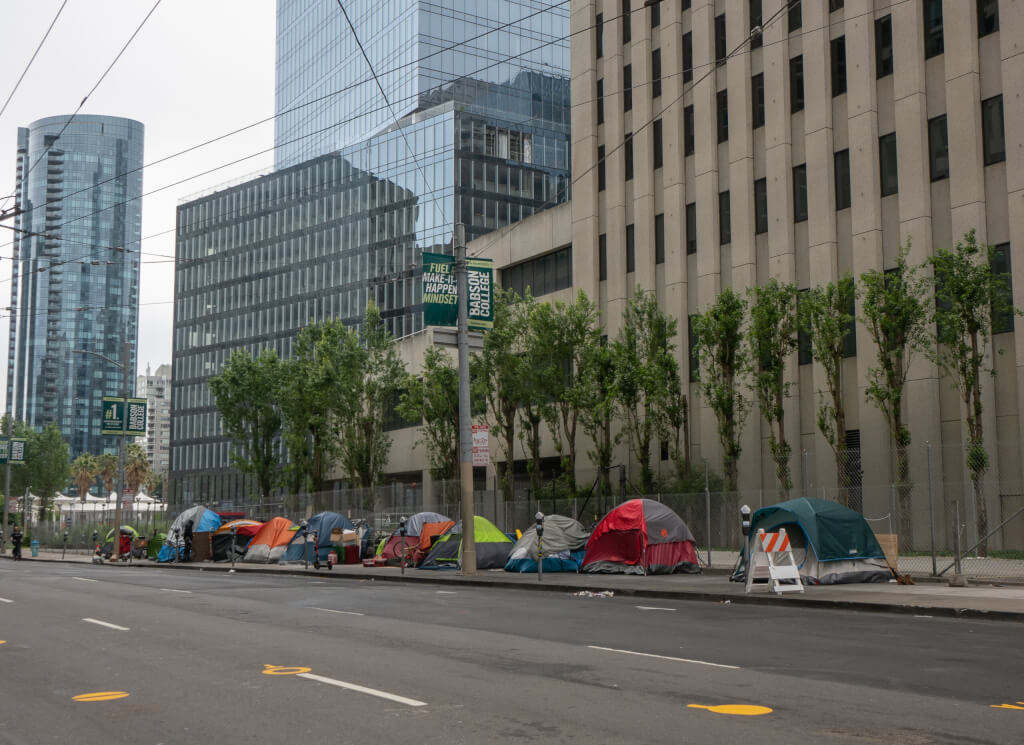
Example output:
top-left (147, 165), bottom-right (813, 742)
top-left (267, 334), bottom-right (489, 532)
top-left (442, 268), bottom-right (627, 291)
top-left (101, 397), bottom-right (148, 437)
top-left (422, 252), bottom-right (493, 331)
top-left (0, 437), bottom-right (27, 465)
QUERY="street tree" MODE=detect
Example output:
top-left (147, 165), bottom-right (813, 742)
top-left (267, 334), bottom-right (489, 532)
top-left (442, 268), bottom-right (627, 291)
top-left (144, 470), bottom-right (165, 498)
top-left (748, 279), bottom-right (800, 495)
top-left (95, 453), bottom-right (118, 496)
top-left (860, 242), bottom-right (930, 545)
top-left (515, 293), bottom-right (548, 496)
top-left (209, 348), bottom-right (283, 506)
top-left (398, 346), bottom-right (459, 484)
top-left (800, 275), bottom-right (858, 505)
top-left (579, 339), bottom-right (620, 498)
top-left (612, 289), bottom-right (679, 494)
top-left (928, 230), bottom-right (1018, 556)
top-left (70, 453), bottom-right (98, 501)
top-left (691, 288), bottom-right (749, 493)
top-left (25, 423), bottom-right (71, 519)
top-left (124, 443), bottom-right (150, 495)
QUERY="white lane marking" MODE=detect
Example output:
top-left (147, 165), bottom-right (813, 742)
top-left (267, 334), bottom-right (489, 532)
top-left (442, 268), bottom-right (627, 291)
top-left (309, 581), bottom-right (326, 585)
top-left (160, 588), bottom-right (192, 594)
top-left (297, 672), bottom-right (427, 707)
top-left (309, 607), bottom-right (364, 616)
top-left (71, 577), bottom-right (98, 582)
top-left (82, 618), bottom-right (130, 631)
top-left (635, 605), bottom-right (676, 612)
top-left (914, 615), bottom-right (933, 619)
top-left (587, 645), bottom-right (740, 670)
top-left (436, 590), bottom-right (457, 595)
top-left (0, 597), bottom-right (13, 603)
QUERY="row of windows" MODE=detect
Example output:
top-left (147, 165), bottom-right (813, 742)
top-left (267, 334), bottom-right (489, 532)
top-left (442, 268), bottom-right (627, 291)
top-left (501, 245), bottom-right (573, 298)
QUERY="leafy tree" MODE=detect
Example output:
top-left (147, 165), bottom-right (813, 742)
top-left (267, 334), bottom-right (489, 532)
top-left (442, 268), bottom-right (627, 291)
top-left (95, 453), bottom-right (119, 496)
top-left (612, 289), bottom-right (680, 493)
top-left (124, 443), bottom-right (150, 495)
top-left (70, 453), bottom-right (99, 501)
top-left (338, 302), bottom-right (406, 489)
top-left (578, 339), bottom-right (620, 498)
top-left (533, 291), bottom-right (603, 494)
top-left (472, 288), bottom-right (527, 501)
top-left (928, 230), bottom-right (1018, 556)
top-left (1, 417), bottom-right (32, 527)
top-left (515, 293), bottom-right (548, 495)
top-left (860, 242), bottom-right (930, 545)
top-left (25, 423), bottom-right (71, 519)
top-left (398, 346), bottom-right (459, 483)
top-left (209, 348), bottom-right (283, 506)
top-left (143, 470), bottom-right (165, 498)
top-left (748, 279), bottom-right (800, 495)
top-left (800, 275), bottom-right (858, 504)
top-left (691, 288), bottom-right (749, 492)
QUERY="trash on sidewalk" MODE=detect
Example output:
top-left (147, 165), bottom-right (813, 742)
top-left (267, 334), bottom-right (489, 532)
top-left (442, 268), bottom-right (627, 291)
top-left (572, 590), bottom-right (614, 598)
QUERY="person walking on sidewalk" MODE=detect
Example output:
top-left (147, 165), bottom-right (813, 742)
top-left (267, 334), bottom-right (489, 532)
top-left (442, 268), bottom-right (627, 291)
top-left (11, 525), bottom-right (23, 561)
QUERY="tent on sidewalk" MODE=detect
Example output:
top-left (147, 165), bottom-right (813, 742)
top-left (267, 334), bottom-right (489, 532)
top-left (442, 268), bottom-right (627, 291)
top-left (158, 506), bottom-right (222, 562)
top-left (730, 497), bottom-right (891, 585)
top-left (242, 517), bottom-right (297, 563)
top-left (281, 512), bottom-right (357, 563)
top-left (377, 511), bottom-right (454, 566)
top-left (505, 514), bottom-right (590, 573)
top-left (582, 499), bottom-right (701, 575)
top-left (211, 519), bottom-right (263, 561)
top-left (419, 515), bottom-right (513, 570)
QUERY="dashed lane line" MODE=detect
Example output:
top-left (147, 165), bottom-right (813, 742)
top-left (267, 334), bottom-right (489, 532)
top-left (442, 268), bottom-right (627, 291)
top-left (160, 588), bottom-right (192, 594)
top-left (297, 672), bottom-right (427, 707)
top-left (0, 597), bottom-right (13, 603)
top-left (82, 618), bottom-right (130, 631)
top-left (308, 607), bottom-right (365, 616)
top-left (636, 605), bottom-right (677, 612)
top-left (71, 577), bottom-right (98, 583)
top-left (587, 645), bottom-right (740, 670)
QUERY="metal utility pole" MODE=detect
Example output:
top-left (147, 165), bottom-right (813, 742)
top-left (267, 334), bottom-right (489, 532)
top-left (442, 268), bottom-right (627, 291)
top-left (0, 207), bottom-right (20, 549)
top-left (113, 341), bottom-right (130, 553)
top-left (455, 224), bottom-right (476, 574)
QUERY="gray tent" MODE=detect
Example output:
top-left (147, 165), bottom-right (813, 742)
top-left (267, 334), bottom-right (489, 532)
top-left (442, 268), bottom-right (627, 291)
top-left (505, 514), bottom-right (590, 573)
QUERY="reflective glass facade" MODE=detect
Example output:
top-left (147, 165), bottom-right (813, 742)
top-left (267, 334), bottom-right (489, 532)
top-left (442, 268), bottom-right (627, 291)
top-left (275, 0), bottom-right (570, 168)
top-left (7, 115), bottom-right (143, 460)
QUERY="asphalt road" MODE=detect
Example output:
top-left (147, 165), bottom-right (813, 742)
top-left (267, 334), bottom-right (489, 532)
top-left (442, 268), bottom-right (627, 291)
top-left (0, 561), bottom-right (1021, 745)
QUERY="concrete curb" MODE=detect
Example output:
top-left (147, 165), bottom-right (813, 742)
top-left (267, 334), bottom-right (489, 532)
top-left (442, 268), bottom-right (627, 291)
top-left (14, 555), bottom-right (1023, 623)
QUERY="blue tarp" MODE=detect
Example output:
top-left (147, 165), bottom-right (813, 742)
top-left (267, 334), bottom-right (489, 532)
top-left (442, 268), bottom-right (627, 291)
top-left (505, 550), bottom-right (586, 573)
top-left (281, 512), bottom-right (356, 563)
top-left (158, 506), bottom-right (222, 562)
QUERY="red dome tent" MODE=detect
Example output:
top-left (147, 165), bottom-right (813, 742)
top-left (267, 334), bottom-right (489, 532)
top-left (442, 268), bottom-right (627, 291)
top-left (582, 499), bottom-right (701, 575)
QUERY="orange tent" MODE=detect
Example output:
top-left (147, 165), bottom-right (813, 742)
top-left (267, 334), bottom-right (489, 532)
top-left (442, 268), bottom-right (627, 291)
top-left (242, 517), bottom-right (297, 563)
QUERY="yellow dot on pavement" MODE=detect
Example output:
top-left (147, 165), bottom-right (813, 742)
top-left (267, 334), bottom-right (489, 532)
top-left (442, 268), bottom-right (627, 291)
top-left (73, 692), bottom-right (130, 702)
top-left (0, 640), bottom-right (6, 645)
top-left (262, 664), bottom-right (311, 675)
top-left (688, 704), bottom-right (773, 716)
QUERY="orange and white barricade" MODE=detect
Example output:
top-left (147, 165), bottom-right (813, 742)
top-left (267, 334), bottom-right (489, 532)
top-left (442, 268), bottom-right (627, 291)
top-left (744, 528), bottom-right (804, 595)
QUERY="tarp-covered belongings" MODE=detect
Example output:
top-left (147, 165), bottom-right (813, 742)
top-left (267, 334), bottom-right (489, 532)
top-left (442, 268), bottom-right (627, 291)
top-left (419, 515), bottom-right (513, 570)
top-left (582, 498), bottom-right (701, 575)
top-left (377, 511), bottom-right (454, 566)
top-left (242, 517), bottom-right (297, 563)
top-left (211, 519), bottom-right (263, 561)
top-left (730, 497), bottom-right (891, 585)
top-left (505, 514), bottom-right (590, 573)
top-left (158, 506), bottom-right (222, 562)
top-left (281, 512), bottom-right (357, 563)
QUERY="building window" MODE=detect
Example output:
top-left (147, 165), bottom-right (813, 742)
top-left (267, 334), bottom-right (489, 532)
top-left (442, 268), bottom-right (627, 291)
top-left (652, 48), bottom-right (662, 98)
top-left (879, 133), bottom-right (898, 196)
top-left (623, 64), bottom-right (632, 112)
top-left (686, 202), bottom-right (696, 255)
top-left (789, 0), bottom-right (801, 32)
top-left (928, 115), bottom-right (949, 181)
top-left (622, 0), bottom-right (631, 44)
top-left (501, 246), bottom-right (573, 298)
top-left (752, 73), bottom-right (765, 129)
top-left (754, 178), bottom-right (768, 234)
top-left (924, 0), bottom-right (943, 58)
top-left (875, 15), bottom-right (893, 78)
top-left (790, 56), bottom-right (804, 113)
top-left (793, 164), bottom-right (808, 222)
top-left (983, 95), bottom-right (1005, 165)
top-left (596, 79), bottom-right (604, 125)
top-left (835, 149), bottom-right (851, 210)
top-left (750, 0), bottom-right (763, 49)
top-left (650, 0), bottom-right (660, 27)
top-left (831, 36), bottom-right (846, 96)
top-left (684, 105), bottom-right (694, 156)
top-left (653, 118), bottom-right (663, 169)
top-left (625, 224), bottom-right (635, 273)
top-left (717, 90), bottom-right (729, 143)
top-left (596, 13), bottom-right (603, 58)
top-left (655, 213), bottom-right (665, 264)
top-left (715, 13), bottom-right (727, 66)
top-left (688, 315), bottom-right (699, 382)
top-left (597, 145), bottom-right (606, 191)
top-left (624, 132), bottom-right (634, 181)
top-left (683, 0), bottom-right (690, 9)
top-left (829, 0), bottom-right (844, 11)
top-left (797, 290), bottom-right (812, 365)
top-left (978, 0), bottom-right (999, 37)
top-left (719, 191), bottom-right (731, 245)
top-left (991, 243), bottom-right (1014, 334)
top-left (683, 32), bottom-right (693, 83)
top-left (599, 233), bottom-right (607, 281)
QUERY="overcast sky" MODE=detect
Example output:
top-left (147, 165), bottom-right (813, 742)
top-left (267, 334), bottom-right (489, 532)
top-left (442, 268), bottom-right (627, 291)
top-left (0, 0), bottom-right (277, 387)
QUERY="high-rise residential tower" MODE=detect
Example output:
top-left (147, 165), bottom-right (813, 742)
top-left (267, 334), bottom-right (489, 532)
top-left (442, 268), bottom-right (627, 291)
top-left (7, 115), bottom-right (144, 460)
top-left (137, 363), bottom-right (172, 479)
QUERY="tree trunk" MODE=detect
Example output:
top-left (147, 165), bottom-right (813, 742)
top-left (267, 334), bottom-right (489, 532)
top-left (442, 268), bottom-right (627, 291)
top-left (893, 416), bottom-right (913, 551)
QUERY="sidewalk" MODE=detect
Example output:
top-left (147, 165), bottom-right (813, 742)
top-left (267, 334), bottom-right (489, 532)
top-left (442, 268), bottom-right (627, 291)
top-left (11, 549), bottom-right (1024, 623)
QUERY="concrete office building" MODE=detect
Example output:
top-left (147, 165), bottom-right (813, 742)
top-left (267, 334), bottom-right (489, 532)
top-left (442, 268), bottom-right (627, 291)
top-left (7, 115), bottom-right (143, 460)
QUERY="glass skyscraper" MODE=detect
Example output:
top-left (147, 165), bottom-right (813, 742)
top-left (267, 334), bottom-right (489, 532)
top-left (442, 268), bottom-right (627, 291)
top-left (7, 115), bottom-right (144, 460)
top-left (170, 0), bottom-right (570, 503)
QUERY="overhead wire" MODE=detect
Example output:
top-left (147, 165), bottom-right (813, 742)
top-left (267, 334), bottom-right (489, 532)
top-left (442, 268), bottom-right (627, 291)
top-left (0, 0), bottom-right (70, 122)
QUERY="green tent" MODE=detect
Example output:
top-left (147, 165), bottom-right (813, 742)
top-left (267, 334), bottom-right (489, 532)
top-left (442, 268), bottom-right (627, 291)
top-left (731, 498), bottom-right (890, 585)
top-left (419, 515), bottom-right (513, 570)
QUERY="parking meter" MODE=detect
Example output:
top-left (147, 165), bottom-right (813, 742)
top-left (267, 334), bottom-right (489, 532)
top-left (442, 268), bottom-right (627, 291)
top-left (62, 530), bottom-right (69, 560)
top-left (535, 512), bottom-right (545, 582)
top-left (230, 524), bottom-right (238, 567)
top-left (300, 519), bottom-right (309, 568)
top-left (173, 528), bottom-right (181, 562)
top-left (740, 505), bottom-right (752, 536)
top-left (399, 516), bottom-right (408, 574)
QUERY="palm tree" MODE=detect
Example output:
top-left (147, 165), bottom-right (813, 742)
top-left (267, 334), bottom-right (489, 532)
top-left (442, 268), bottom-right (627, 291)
top-left (70, 453), bottom-right (99, 502)
top-left (95, 453), bottom-right (118, 496)
top-left (124, 444), bottom-right (150, 495)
